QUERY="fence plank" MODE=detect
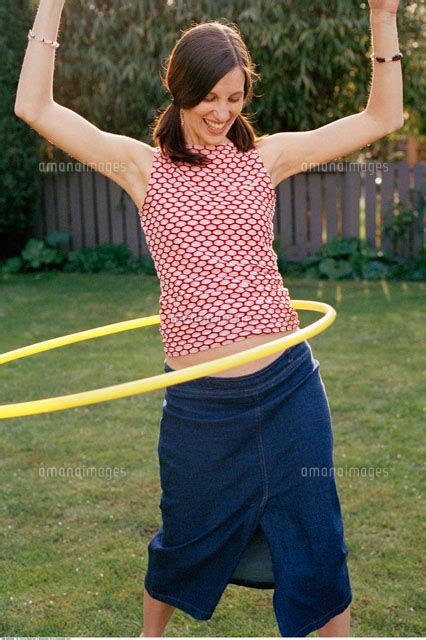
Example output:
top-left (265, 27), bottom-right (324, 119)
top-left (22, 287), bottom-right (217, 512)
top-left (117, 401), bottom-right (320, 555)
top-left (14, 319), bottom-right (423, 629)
top-left (397, 161), bottom-right (410, 258)
top-left (277, 179), bottom-right (298, 260)
top-left (54, 172), bottom-right (71, 251)
top-left (126, 196), bottom-right (144, 257)
top-left (95, 173), bottom-right (110, 245)
top-left (69, 172), bottom-right (84, 251)
top-left (294, 173), bottom-right (308, 260)
top-left (80, 171), bottom-right (97, 248)
top-left (342, 171), bottom-right (361, 239)
top-left (44, 173), bottom-right (58, 240)
top-left (32, 174), bottom-right (44, 240)
top-left (413, 162), bottom-right (425, 257)
top-left (307, 172), bottom-right (322, 255)
top-left (109, 182), bottom-right (125, 246)
top-left (39, 163), bottom-right (425, 263)
top-left (324, 174), bottom-right (337, 242)
top-left (380, 162), bottom-right (396, 255)
top-left (37, 173), bottom-right (49, 239)
top-left (364, 169), bottom-right (377, 249)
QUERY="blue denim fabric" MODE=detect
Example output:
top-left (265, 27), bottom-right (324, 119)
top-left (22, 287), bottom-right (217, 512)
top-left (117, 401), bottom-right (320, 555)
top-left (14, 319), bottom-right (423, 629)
top-left (144, 340), bottom-right (352, 637)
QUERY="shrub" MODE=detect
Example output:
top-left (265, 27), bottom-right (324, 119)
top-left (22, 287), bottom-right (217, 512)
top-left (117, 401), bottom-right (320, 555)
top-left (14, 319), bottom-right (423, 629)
top-left (0, 0), bottom-right (42, 259)
top-left (1, 233), bottom-right (423, 281)
top-left (0, 233), bottom-right (157, 276)
top-left (62, 242), bottom-right (156, 275)
top-left (277, 236), bottom-right (425, 281)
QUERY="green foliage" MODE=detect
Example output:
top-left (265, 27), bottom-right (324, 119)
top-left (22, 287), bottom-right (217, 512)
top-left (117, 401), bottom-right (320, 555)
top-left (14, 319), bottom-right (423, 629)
top-left (0, 232), bottom-right (156, 276)
top-left (319, 257), bottom-right (353, 279)
top-left (5, 0), bottom-right (424, 259)
top-left (63, 243), bottom-right (154, 274)
top-left (21, 239), bottom-right (67, 270)
top-left (280, 235), bottom-right (425, 281)
top-left (43, 0), bottom-right (423, 167)
top-left (382, 191), bottom-right (425, 256)
top-left (1, 256), bottom-right (25, 274)
top-left (0, 0), bottom-right (42, 259)
top-left (3, 231), bottom-right (69, 271)
top-left (2, 232), bottom-right (423, 281)
top-left (6, 0), bottom-right (423, 260)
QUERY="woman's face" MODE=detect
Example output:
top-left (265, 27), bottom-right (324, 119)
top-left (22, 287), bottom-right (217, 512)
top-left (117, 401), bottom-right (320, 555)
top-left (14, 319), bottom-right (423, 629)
top-left (180, 66), bottom-right (246, 145)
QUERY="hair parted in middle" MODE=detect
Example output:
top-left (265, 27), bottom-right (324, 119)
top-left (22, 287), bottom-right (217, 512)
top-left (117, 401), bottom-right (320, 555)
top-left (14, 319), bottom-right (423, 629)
top-left (150, 19), bottom-right (269, 166)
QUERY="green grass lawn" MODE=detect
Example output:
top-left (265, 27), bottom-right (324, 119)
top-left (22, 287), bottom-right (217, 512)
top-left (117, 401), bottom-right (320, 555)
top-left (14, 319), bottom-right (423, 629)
top-left (0, 272), bottom-right (424, 637)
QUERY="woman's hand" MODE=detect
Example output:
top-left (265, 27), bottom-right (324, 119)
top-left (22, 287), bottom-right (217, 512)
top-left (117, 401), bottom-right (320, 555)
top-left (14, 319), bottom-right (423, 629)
top-left (368, 0), bottom-right (400, 15)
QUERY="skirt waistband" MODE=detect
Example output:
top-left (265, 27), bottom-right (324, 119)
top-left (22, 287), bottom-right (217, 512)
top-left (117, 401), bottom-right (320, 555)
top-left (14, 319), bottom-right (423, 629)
top-left (163, 339), bottom-right (312, 395)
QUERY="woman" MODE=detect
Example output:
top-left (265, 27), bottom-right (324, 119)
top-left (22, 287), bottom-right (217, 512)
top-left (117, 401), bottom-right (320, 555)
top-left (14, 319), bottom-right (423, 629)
top-left (15, 1), bottom-right (403, 636)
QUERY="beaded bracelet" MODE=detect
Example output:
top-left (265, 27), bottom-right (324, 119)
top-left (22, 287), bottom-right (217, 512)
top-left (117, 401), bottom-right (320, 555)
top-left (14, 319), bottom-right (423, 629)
top-left (370, 52), bottom-right (403, 63)
top-left (27, 29), bottom-right (60, 49)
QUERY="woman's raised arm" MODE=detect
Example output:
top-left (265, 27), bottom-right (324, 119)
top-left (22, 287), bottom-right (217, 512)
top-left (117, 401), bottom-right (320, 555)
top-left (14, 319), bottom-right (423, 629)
top-left (265, 0), bottom-right (404, 183)
top-left (14, 0), bottom-right (152, 208)
top-left (15, 0), bottom-right (65, 118)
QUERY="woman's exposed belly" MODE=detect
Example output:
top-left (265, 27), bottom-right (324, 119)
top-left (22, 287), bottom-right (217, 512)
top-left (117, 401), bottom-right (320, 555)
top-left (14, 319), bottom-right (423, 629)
top-left (165, 327), bottom-right (300, 377)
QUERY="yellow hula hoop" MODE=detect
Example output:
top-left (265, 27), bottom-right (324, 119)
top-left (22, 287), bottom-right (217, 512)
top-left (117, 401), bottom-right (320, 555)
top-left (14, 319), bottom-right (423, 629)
top-left (0, 300), bottom-right (336, 419)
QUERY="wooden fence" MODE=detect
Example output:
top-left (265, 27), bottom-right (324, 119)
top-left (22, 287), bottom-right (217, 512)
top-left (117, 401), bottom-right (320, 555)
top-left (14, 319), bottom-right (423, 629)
top-left (35, 161), bottom-right (425, 261)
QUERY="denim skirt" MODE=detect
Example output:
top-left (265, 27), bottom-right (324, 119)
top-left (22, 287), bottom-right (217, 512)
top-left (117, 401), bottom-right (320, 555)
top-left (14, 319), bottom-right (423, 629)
top-left (144, 340), bottom-right (353, 637)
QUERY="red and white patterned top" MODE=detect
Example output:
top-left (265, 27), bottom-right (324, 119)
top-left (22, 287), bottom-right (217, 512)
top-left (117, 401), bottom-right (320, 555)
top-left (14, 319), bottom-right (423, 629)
top-left (138, 141), bottom-right (300, 356)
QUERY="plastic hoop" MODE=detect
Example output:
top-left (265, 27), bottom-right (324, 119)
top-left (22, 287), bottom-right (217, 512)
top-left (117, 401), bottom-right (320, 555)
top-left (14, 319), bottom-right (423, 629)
top-left (0, 300), bottom-right (336, 419)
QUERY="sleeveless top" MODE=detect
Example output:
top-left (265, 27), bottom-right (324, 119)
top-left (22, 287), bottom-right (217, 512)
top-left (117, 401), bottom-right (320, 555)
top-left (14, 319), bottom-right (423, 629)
top-left (138, 141), bottom-right (300, 357)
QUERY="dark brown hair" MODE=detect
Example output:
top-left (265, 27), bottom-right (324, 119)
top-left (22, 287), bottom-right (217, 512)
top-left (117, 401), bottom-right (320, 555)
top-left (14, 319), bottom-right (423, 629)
top-left (150, 20), bottom-right (268, 166)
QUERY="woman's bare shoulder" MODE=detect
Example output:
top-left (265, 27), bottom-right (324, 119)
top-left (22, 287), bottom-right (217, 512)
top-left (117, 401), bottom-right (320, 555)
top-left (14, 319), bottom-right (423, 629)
top-left (120, 140), bottom-right (159, 210)
top-left (253, 135), bottom-right (281, 188)
top-left (127, 140), bottom-right (157, 184)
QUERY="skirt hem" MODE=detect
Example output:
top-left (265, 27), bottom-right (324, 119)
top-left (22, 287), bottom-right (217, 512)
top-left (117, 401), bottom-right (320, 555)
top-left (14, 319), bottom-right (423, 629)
top-left (144, 578), bottom-right (213, 621)
top-left (290, 590), bottom-right (353, 637)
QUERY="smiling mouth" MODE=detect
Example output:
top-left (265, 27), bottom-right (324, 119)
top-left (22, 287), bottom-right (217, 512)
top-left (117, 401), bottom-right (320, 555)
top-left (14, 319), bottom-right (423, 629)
top-left (203, 118), bottom-right (228, 134)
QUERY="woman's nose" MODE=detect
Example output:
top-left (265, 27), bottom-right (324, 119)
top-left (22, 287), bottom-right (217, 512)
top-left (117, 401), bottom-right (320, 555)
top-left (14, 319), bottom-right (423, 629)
top-left (212, 111), bottom-right (230, 122)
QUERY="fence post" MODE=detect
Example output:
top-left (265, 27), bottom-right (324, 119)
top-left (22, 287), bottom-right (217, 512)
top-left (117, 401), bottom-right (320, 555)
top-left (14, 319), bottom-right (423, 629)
top-left (38, 162), bottom-right (425, 262)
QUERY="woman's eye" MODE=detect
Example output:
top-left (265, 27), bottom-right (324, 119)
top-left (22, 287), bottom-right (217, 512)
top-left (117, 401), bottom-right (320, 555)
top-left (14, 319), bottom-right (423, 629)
top-left (204, 97), bottom-right (241, 103)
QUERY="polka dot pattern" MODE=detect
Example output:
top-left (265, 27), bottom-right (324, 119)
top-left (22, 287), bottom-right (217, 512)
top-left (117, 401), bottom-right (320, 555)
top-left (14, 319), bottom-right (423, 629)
top-left (138, 142), bottom-right (300, 356)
